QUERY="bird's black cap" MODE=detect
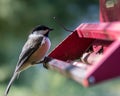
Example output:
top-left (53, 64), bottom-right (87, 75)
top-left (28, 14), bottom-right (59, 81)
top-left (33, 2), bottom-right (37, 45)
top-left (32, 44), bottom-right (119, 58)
top-left (32, 25), bottom-right (53, 32)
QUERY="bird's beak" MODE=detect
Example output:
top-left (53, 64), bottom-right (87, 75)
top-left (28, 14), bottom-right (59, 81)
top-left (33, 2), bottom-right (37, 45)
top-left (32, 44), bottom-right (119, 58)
top-left (49, 28), bottom-right (54, 31)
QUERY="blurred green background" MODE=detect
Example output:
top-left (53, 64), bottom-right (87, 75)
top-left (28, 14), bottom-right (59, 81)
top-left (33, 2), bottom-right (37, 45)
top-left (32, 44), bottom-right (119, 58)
top-left (1, 0), bottom-right (120, 96)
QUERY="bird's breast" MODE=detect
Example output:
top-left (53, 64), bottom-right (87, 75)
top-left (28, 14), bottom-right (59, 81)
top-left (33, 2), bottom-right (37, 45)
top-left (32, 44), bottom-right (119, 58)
top-left (29, 37), bottom-right (51, 64)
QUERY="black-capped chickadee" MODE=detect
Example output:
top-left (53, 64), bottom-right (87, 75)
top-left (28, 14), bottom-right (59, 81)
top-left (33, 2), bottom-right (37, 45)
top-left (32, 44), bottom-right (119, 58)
top-left (4, 25), bottom-right (53, 96)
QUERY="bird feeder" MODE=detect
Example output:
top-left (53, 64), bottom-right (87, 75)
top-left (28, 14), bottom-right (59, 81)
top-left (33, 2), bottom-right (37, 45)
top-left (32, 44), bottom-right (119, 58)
top-left (44, 0), bottom-right (120, 87)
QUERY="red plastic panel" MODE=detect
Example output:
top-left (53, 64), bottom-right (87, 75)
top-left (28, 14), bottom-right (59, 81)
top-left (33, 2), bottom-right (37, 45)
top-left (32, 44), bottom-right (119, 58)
top-left (76, 22), bottom-right (120, 40)
top-left (49, 31), bottom-right (93, 61)
top-left (100, 0), bottom-right (120, 22)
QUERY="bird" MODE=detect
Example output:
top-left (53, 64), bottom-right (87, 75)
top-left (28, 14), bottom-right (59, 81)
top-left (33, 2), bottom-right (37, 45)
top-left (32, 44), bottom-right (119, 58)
top-left (4, 25), bottom-right (53, 96)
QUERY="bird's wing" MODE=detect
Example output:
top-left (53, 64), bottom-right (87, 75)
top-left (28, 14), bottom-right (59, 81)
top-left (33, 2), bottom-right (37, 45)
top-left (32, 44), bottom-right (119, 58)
top-left (16, 36), bottom-right (44, 71)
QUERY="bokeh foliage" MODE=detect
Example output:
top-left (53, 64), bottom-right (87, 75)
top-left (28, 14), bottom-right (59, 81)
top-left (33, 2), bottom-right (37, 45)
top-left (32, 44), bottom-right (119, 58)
top-left (1, 0), bottom-right (120, 96)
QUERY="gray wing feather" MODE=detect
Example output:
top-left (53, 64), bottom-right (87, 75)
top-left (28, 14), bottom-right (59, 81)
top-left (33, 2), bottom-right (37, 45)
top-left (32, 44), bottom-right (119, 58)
top-left (16, 36), bottom-right (44, 70)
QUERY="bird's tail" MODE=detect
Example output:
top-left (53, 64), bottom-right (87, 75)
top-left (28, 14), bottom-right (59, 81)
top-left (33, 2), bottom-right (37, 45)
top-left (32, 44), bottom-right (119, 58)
top-left (4, 72), bottom-right (18, 96)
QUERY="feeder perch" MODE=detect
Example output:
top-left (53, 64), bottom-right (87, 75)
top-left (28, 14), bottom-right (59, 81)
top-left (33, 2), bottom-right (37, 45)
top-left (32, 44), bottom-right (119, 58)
top-left (44, 0), bottom-right (120, 87)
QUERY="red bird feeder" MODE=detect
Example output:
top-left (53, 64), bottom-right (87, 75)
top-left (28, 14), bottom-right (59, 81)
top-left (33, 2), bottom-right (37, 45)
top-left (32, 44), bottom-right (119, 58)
top-left (44, 0), bottom-right (120, 87)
